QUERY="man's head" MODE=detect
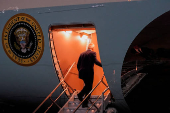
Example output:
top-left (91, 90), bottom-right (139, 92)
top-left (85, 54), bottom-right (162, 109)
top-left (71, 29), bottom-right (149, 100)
top-left (88, 43), bottom-right (95, 51)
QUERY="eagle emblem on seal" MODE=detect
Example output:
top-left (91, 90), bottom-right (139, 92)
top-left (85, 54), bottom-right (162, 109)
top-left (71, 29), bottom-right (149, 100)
top-left (14, 27), bottom-right (33, 53)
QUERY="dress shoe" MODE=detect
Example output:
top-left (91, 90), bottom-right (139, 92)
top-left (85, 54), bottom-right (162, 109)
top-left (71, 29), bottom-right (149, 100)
top-left (77, 93), bottom-right (83, 101)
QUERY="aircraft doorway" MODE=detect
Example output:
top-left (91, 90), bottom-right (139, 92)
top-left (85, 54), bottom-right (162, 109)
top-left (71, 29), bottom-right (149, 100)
top-left (49, 24), bottom-right (110, 97)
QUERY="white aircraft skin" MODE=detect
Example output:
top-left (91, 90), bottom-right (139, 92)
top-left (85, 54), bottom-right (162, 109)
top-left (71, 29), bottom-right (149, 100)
top-left (0, 0), bottom-right (170, 112)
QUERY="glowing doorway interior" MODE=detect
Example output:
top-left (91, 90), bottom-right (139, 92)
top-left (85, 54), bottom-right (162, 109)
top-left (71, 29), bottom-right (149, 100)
top-left (49, 24), bottom-right (110, 96)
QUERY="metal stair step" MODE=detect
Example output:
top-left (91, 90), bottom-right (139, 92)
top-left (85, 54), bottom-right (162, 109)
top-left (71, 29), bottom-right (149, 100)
top-left (74, 95), bottom-right (103, 98)
top-left (63, 107), bottom-right (97, 113)
top-left (68, 101), bottom-right (101, 108)
top-left (74, 95), bottom-right (104, 101)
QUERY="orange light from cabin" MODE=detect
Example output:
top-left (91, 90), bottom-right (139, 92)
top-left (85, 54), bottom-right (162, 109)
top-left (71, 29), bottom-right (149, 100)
top-left (81, 35), bottom-right (88, 40)
top-left (77, 36), bottom-right (88, 43)
top-left (62, 31), bottom-right (72, 37)
top-left (65, 31), bottom-right (72, 34)
top-left (51, 26), bottom-right (110, 96)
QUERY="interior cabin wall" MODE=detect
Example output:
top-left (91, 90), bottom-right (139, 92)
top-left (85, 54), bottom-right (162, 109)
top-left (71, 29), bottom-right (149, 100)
top-left (53, 30), bottom-right (85, 92)
top-left (52, 29), bottom-right (109, 95)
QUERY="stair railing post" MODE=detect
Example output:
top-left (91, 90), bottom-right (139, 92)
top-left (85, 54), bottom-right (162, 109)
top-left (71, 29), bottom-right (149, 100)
top-left (100, 92), bottom-right (104, 113)
top-left (33, 62), bottom-right (75, 113)
top-left (85, 79), bottom-right (110, 113)
top-left (73, 75), bottom-right (105, 113)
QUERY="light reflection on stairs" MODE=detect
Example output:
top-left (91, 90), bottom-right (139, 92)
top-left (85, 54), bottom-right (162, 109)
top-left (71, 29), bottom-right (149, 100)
top-left (59, 91), bottom-right (104, 113)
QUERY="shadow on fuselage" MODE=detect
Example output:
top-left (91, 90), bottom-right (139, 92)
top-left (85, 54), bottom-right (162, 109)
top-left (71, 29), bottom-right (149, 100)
top-left (124, 62), bottom-right (170, 113)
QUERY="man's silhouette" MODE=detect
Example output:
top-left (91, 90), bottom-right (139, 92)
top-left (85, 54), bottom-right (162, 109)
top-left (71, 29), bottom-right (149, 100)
top-left (77, 43), bottom-right (102, 107)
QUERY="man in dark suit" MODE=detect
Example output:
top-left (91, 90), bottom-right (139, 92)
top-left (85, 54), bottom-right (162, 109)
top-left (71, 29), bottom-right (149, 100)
top-left (77, 43), bottom-right (102, 107)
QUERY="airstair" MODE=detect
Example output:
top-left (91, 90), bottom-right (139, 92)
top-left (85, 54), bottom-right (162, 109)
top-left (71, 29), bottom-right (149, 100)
top-left (58, 92), bottom-right (110, 113)
top-left (58, 74), bottom-right (111, 113)
top-left (33, 61), bottom-right (114, 113)
top-left (32, 31), bottom-right (115, 113)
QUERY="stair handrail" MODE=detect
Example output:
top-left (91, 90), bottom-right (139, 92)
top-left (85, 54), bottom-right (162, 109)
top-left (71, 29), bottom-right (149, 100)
top-left (33, 62), bottom-right (76, 113)
top-left (100, 87), bottom-right (110, 113)
top-left (85, 83), bottom-right (110, 113)
top-left (73, 74), bottom-right (108, 113)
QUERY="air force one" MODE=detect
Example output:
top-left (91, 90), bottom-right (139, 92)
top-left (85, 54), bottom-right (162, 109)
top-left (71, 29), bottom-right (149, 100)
top-left (0, 0), bottom-right (170, 113)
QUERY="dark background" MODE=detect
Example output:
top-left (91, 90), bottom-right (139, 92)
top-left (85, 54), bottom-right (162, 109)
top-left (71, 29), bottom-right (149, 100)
top-left (123, 11), bottom-right (170, 113)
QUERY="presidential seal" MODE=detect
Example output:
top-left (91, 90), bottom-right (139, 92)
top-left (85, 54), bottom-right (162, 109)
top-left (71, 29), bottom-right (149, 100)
top-left (2, 13), bottom-right (44, 66)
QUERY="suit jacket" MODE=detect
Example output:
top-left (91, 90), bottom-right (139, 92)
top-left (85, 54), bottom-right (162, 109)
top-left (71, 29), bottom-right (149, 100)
top-left (77, 49), bottom-right (102, 79)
